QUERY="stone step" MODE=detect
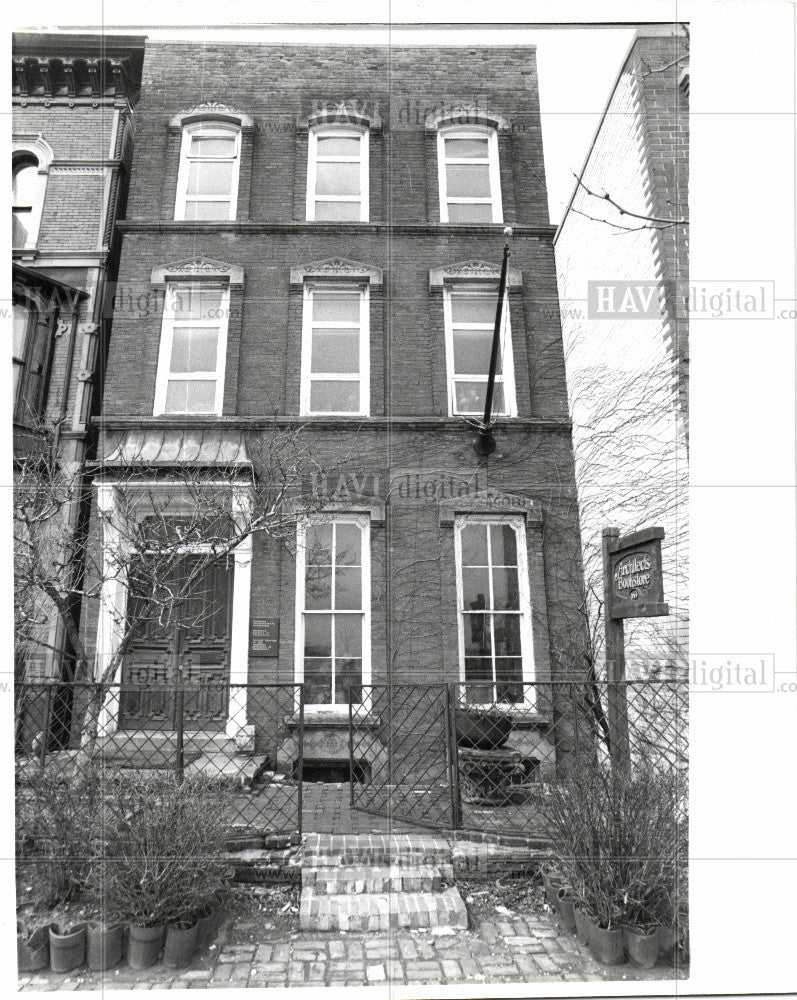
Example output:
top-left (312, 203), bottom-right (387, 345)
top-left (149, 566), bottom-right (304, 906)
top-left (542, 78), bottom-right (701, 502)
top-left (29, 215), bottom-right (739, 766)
top-left (299, 885), bottom-right (468, 932)
top-left (302, 863), bottom-right (454, 894)
top-left (303, 833), bottom-right (452, 867)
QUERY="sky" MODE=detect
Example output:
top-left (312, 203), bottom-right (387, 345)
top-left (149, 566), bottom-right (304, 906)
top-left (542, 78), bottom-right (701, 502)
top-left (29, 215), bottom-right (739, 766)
top-left (8, 1), bottom-right (645, 223)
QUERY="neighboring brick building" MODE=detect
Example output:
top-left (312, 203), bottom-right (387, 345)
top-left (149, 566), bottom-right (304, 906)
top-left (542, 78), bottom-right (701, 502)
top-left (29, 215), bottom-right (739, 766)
top-left (554, 26), bottom-right (689, 673)
top-left (90, 38), bottom-right (587, 772)
top-left (12, 32), bottom-right (145, 681)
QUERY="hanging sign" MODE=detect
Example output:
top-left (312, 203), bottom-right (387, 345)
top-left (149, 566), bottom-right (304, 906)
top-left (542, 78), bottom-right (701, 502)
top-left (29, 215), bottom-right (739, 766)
top-left (607, 526), bottom-right (669, 619)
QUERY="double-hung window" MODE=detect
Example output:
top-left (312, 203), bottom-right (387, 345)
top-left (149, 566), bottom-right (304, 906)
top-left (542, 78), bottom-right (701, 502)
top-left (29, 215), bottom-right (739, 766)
top-left (437, 125), bottom-right (502, 223)
top-left (12, 155), bottom-right (44, 248)
top-left (175, 123), bottom-right (241, 221)
top-left (306, 125), bottom-right (369, 221)
top-left (455, 516), bottom-right (534, 706)
top-left (154, 282), bottom-right (229, 415)
top-left (12, 299), bottom-right (50, 422)
top-left (297, 516), bottom-right (370, 709)
top-left (301, 283), bottom-right (369, 415)
top-left (443, 284), bottom-right (516, 417)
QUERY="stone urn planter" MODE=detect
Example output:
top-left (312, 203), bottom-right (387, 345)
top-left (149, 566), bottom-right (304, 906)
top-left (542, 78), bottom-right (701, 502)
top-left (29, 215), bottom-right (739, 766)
top-left (624, 925), bottom-right (660, 968)
top-left (17, 923), bottom-right (49, 972)
top-left (87, 921), bottom-right (126, 971)
top-left (456, 708), bottom-right (512, 749)
top-left (128, 923), bottom-right (165, 970)
top-left (49, 922), bottom-right (87, 973)
top-left (163, 920), bottom-right (199, 968)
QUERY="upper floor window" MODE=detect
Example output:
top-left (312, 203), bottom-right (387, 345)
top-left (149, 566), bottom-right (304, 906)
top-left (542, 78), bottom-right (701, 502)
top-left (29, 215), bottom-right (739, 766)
top-left (12, 154), bottom-right (45, 249)
top-left (13, 299), bottom-right (51, 423)
top-left (437, 125), bottom-right (502, 223)
top-left (154, 282), bottom-right (229, 415)
top-left (300, 283), bottom-right (369, 416)
top-left (443, 284), bottom-right (516, 418)
top-left (175, 123), bottom-right (241, 221)
top-left (306, 125), bottom-right (369, 222)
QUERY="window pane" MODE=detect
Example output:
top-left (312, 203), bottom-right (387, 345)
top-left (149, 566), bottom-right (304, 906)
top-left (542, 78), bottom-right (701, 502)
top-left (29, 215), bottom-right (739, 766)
top-left (445, 137), bottom-right (489, 159)
top-left (12, 211), bottom-right (32, 247)
top-left (164, 379), bottom-right (216, 413)
top-left (304, 660), bottom-right (332, 704)
top-left (187, 160), bottom-right (233, 196)
top-left (170, 327), bottom-right (218, 372)
top-left (304, 613), bottom-right (332, 657)
top-left (493, 614), bottom-right (522, 656)
top-left (453, 330), bottom-right (496, 375)
top-left (464, 658), bottom-right (494, 704)
top-left (460, 523), bottom-right (488, 566)
top-left (170, 286), bottom-right (224, 320)
top-left (446, 163), bottom-right (491, 198)
top-left (317, 135), bottom-right (361, 157)
top-left (312, 292), bottom-right (360, 323)
top-left (454, 381), bottom-right (504, 414)
top-left (315, 161), bottom-right (360, 196)
top-left (309, 380), bottom-right (360, 412)
top-left (450, 294), bottom-right (496, 325)
top-left (305, 566), bottom-right (332, 610)
top-left (463, 613), bottom-right (491, 656)
top-left (448, 202), bottom-right (493, 223)
top-left (335, 524), bottom-right (361, 566)
top-left (490, 524), bottom-right (518, 566)
top-left (306, 523), bottom-right (333, 565)
top-left (335, 615), bottom-right (362, 657)
top-left (314, 200), bottom-right (360, 220)
top-left (496, 658), bottom-right (524, 703)
top-left (191, 136), bottom-right (236, 157)
top-left (310, 331), bottom-right (359, 373)
top-left (334, 566), bottom-right (361, 610)
top-left (492, 568), bottom-right (520, 610)
top-left (335, 659), bottom-right (362, 705)
top-left (462, 567), bottom-right (490, 612)
top-left (13, 304), bottom-right (30, 359)
top-left (184, 200), bottom-right (230, 220)
top-left (12, 162), bottom-right (39, 205)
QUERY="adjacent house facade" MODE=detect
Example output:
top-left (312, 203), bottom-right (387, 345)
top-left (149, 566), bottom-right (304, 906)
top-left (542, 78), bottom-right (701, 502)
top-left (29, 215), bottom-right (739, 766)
top-left (12, 32), bottom-right (145, 683)
top-left (554, 26), bottom-right (689, 674)
top-left (83, 40), bottom-right (588, 773)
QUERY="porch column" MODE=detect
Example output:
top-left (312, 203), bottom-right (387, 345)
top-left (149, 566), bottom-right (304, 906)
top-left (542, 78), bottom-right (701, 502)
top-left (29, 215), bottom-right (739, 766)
top-left (94, 482), bottom-right (128, 736)
top-left (226, 488), bottom-right (253, 737)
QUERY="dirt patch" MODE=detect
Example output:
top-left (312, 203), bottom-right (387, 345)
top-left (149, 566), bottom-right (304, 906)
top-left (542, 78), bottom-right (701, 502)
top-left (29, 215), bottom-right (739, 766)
top-left (222, 883), bottom-right (300, 941)
top-left (457, 873), bottom-right (550, 922)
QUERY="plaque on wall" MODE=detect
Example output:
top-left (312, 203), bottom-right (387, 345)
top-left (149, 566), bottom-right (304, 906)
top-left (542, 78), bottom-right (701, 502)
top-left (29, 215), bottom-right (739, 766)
top-left (250, 618), bottom-right (280, 657)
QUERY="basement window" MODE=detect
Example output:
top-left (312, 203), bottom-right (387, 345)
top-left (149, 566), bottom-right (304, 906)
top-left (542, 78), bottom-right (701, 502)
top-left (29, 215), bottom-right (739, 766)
top-left (293, 758), bottom-right (370, 783)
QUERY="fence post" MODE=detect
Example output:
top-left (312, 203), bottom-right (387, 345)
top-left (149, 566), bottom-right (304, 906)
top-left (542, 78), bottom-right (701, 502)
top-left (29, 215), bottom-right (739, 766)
top-left (602, 527), bottom-right (631, 774)
top-left (446, 684), bottom-right (462, 830)
top-left (175, 684), bottom-right (185, 783)
top-left (297, 684), bottom-right (304, 838)
top-left (40, 684), bottom-right (54, 768)
top-left (348, 687), bottom-right (355, 808)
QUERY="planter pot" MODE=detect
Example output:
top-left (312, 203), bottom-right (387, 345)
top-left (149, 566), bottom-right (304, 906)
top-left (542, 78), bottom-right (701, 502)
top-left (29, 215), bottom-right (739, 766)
top-left (541, 869), bottom-right (564, 911)
top-left (555, 889), bottom-right (577, 934)
top-left (195, 907), bottom-right (220, 950)
top-left (87, 921), bottom-right (126, 971)
top-left (128, 923), bottom-right (165, 970)
top-left (656, 923), bottom-right (678, 956)
top-left (587, 918), bottom-right (626, 966)
top-left (49, 922), bottom-right (87, 973)
top-left (163, 921), bottom-right (199, 969)
top-left (624, 926), bottom-right (660, 969)
top-left (456, 709), bottom-right (512, 749)
top-left (573, 906), bottom-right (591, 946)
top-left (17, 924), bottom-right (49, 972)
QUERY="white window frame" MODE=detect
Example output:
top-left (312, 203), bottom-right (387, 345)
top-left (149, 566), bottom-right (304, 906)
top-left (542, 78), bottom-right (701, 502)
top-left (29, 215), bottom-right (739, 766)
top-left (174, 122), bottom-right (241, 222)
top-left (12, 154), bottom-right (47, 250)
top-left (443, 283), bottom-right (517, 418)
top-left (306, 124), bottom-right (369, 222)
top-left (153, 281), bottom-right (230, 416)
top-left (294, 514), bottom-right (372, 713)
top-left (300, 281), bottom-right (370, 416)
top-left (436, 124), bottom-right (503, 224)
top-left (454, 514), bottom-right (535, 709)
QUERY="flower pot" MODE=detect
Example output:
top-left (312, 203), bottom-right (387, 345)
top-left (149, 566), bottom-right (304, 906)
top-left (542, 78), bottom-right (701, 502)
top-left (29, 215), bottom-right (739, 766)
top-left (128, 923), bottom-right (165, 970)
top-left (624, 926), bottom-right (660, 969)
top-left (49, 922), bottom-right (87, 973)
top-left (656, 922), bottom-right (678, 956)
top-left (163, 920), bottom-right (199, 969)
top-left (456, 708), bottom-right (512, 749)
top-left (541, 869), bottom-right (564, 911)
top-left (195, 907), bottom-right (220, 950)
top-left (555, 888), bottom-right (577, 934)
top-left (573, 906), bottom-right (591, 946)
top-left (587, 918), bottom-right (626, 966)
top-left (87, 921), bottom-right (125, 971)
top-left (17, 924), bottom-right (49, 972)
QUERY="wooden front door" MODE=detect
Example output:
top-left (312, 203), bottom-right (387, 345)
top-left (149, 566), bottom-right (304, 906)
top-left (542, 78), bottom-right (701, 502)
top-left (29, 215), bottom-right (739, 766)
top-left (119, 555), bottom-right (233, 731)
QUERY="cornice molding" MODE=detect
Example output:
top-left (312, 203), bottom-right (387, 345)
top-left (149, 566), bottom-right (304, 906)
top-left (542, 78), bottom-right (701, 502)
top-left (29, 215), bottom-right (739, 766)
top-left (12, 134), bottom-right (54, 172)
top-left (150, 257), bottom-right (245, 287)
top-left (429, 259), bottom-right (523, 291)
top-left (298, 100), bottom-right (382, 132)
top-left (118, 220), bottom-right (557, 238)
top-left (438, 489), bottom-right (543, 527)
top-left (169, 102), bottom-right (254, 130)
top-left (425, 104), bottom-right (511, 132)
top-left (289, 256), bottom-right (383, 287)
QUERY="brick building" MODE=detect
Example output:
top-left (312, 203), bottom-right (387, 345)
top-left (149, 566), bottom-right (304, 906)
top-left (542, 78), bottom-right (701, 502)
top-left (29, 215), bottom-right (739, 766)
top-left (554, 26), bottom-right (689, 673)
top-left (89, 38), bottom-right (587, 772)
top-left (12, 32), bottom-right (145, 681)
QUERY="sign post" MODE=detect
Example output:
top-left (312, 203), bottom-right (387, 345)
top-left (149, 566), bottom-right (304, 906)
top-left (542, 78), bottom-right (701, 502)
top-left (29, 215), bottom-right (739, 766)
top-left (602, 525), bottom-right (669, 772)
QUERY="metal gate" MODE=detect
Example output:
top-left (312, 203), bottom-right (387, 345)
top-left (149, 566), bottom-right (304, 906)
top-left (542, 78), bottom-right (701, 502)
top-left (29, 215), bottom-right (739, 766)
top-left (349, 683), bottom-right (461, 830)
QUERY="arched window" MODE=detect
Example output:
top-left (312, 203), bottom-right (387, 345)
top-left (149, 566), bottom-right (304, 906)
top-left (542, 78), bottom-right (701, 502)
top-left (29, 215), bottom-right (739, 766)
top-left (306, 124), bottom-right (369, 222)
top-left (12, 154), bottom-right (45, 248)
top-left (174, 122), bottom-right (241, 221)
top-left (436, 125), bottom-right (503, 224)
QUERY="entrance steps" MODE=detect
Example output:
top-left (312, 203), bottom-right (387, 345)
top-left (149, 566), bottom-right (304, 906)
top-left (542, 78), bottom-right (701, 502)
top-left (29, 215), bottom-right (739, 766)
top-left (300, 834), bottom-right (468, 932)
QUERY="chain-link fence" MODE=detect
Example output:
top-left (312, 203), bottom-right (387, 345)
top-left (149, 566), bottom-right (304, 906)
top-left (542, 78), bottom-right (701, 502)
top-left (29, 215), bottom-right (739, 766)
top-left (15, 681), bottom-right (304, 837)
